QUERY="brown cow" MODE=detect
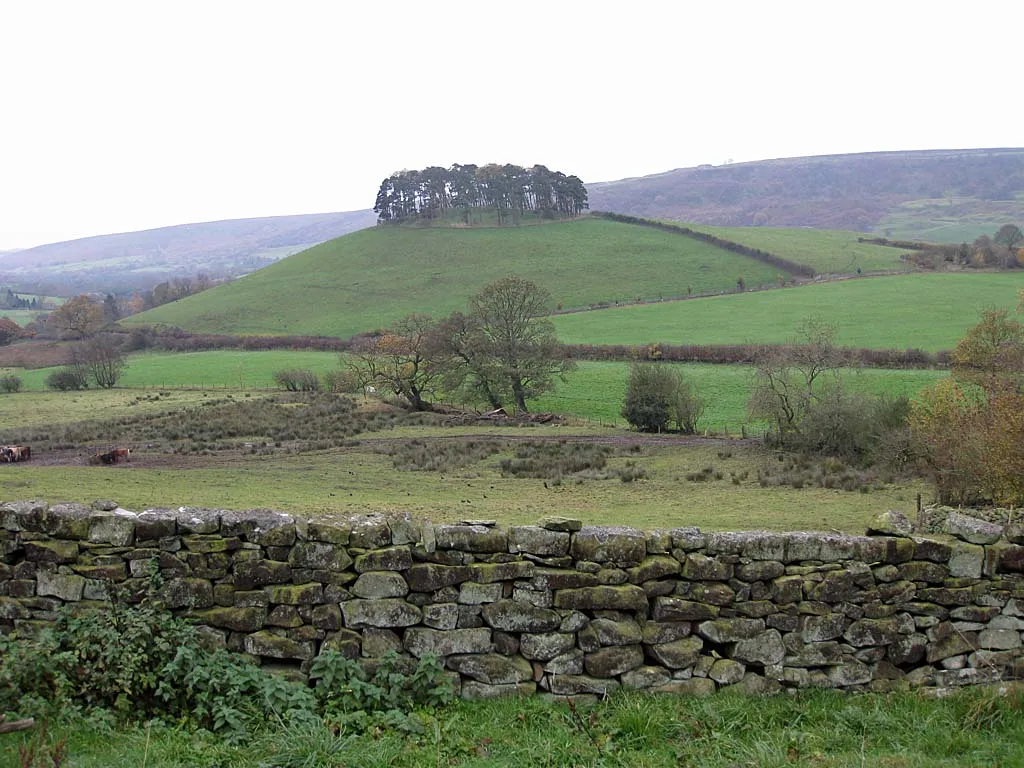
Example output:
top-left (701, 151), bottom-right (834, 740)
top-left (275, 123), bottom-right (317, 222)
top-left (113, 448), bottom-right (130, 462)
top-left (0, 446), bottom-right (29, 462)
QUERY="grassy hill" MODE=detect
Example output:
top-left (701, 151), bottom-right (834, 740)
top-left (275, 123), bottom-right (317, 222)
top-left (587, 148), bottom-right (1024, 240)
top-left (1, 210), bottom-right (377, 295)
top-left (683, 224), bottom-right (914, 275)
top-left (123, 218), bottom-right (789, 338)
top-left (553, 272), bottom-right (1024, 352)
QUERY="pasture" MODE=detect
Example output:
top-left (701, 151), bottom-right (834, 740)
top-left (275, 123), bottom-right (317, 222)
top-left (120, 218), bottom-right (788, 338)
top-left (3, 351), bottom-right (946, 429)
top-left (685, 223), bottom-right (914, 274)
top-left (553, 272), bottom-right (1024, 351)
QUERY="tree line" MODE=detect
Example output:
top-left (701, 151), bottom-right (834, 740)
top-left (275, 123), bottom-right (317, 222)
top-left (373, 164), bottom-right (588, 225)
top-left (892, 224), bottom-right (1024, 271)
top-left (0, 290), bottom-right (42, 310)
top-left (590, 212), bottom-right (817, 279)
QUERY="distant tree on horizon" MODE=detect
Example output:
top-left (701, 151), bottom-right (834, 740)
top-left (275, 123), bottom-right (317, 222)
top-left (373, 164), bottom-right (587, 225)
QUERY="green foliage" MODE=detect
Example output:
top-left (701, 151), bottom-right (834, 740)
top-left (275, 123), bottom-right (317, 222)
top-left (273, 368), bottom-right (322, 392)
top-left (0, 374), bottom-right (21, 393)
top-left (309, 650), bottom-right (454, 733)
top-left (621, 363), bottom-right (704, 434)
top-left (44, 367), bottom-right (89, 391)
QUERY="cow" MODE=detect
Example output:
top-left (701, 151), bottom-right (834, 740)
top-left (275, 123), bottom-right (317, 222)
top-left (90, 448), bottom-right (129, 465)
top-left (0, 446), bottom-right (29, 462)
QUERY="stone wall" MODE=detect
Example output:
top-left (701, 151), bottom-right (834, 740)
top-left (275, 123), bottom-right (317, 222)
top-left (2, 500), bottom-right (1023, 699)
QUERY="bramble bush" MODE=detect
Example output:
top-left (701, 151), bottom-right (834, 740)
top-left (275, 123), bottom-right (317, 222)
top-left (0, 572), bottom-right (454, 742)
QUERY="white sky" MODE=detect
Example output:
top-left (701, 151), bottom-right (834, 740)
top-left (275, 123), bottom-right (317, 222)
top-left (1, 0), bottom-right (1020, 250)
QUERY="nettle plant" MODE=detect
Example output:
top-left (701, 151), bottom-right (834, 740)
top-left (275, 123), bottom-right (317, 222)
top-left (0, 571), bottom-right (454, 741)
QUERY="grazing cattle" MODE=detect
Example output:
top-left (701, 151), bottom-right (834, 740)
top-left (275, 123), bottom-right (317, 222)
top-left (90, 448), bottom-right (129, 465)
top-left (0, 445), bottom-right (30, 462)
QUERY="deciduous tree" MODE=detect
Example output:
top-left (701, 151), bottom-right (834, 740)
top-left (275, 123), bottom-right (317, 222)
top-left (347, 314), bottom-right (440, 410)
top-left (49, 295), bottom-right (105, 339)
top-left (467, 277), bottom-right (574, 413)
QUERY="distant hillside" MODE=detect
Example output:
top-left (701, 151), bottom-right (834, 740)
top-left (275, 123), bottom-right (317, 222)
top-left (0, 210), bottom-right (377, 295)
top-left (587, 148), bottom-right (1024, 242)
top-left (122, 217), bottom-right (789, 338)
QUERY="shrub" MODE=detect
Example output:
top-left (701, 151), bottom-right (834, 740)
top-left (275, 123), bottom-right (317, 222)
top-left (273, 368), bottom-right (322, 392)
top-left (45, 367), bottom-right (89, 391)
top-left (0, 374), bottom-right (21, 393)
top-left (323, 369), bottom-right (360, 393)
top-left (622, 363), bottom-right (703, 433)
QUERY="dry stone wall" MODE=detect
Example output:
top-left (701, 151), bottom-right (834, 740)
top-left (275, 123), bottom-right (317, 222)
top-left (2, 500), bottom-right (1023, 699)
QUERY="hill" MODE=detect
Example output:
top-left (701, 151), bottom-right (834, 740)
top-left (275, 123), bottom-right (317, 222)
top-left (552, 272), bottom-right (1024, 352)
top-left (1, 210), bottom-right (377, 295)
top-left (587, 148), bottom-right (1024, 241)
top-left (122, 217), bottom-right (789, 338)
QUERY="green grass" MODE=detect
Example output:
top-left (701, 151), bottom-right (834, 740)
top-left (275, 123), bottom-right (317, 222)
top-left (0, 308), bottom-right (46, 326)
top-left (534, 361), bottom-right (945, 429)
top-left (686, 223), bottom-right (914, 274)
top-left (3, 350), bottom-right (342, 391)
top-left (7, 687), bottom-right (1024, 767)
top-left (121, 218), bottom-right (788, 337)
top-left (875, 196), bottom-right (1024, 243)
top-left (554, 272), bottom-right (1024, 351)
top-left (4, 353), bottom-right (946, 432)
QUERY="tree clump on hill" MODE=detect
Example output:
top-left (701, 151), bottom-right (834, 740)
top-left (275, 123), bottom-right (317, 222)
top-left (373, 164), bottom-right (587, 225)
top-left (346, 277), bottom-right (574, 413)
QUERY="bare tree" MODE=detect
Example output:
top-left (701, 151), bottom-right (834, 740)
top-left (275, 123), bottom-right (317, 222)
top-left (748, 317), bottom-right (843, 442)
top-left (70, 334), bottom-right (128, 388)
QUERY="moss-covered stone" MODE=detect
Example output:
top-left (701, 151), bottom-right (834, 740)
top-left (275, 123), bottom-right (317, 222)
top-left (403, 627), bottom-right (492, 657)
top-left (243, 630), bottom-right (314, 660)
top-left (584, 645), bottom-right (643, 678)
top-left (647, 637), bottom-right (703, 669)
top-left (509, 526), bottom-right (570, 556)
top-left (288, 541), bottom-right (352, 572)
top-left (405, 563), bottom-right (472, 592)
top-left (352, 571), bottom-right (409, 599)
top-left (553, 585), bottom-right (648, 612)
top-left (321, 629), bottom-right (361, 657)
top-left (353, 545), bottom-right (413, 573)
top-left (469, 561), bottom-right (534, 583)
top-left (267, 582), bottom-right (324, 605)
top-left (650, 596), bottom-right (718, 622)
top-left (182, 535), bottom-right (240, 554)
top-left (220, 509), bottom-right (296, 546)
top-left (36, 570), bottom-right (85, 601)
top-left (570, 526), bottom-right (646, 565)
top-left (23, 540), bottom-right (79, 564)
top-left (696, 618), bottom-right (765, 644)
top-left (189, 606), bottom-right (266, 632)
top-left (481, 600), bottom-right (561, 633)
top-left (342, 598), bottom-right (421, 628)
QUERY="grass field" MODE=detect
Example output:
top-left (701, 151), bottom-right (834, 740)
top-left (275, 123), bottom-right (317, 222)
top-left (5, 687), bottom-right (1023, 767)
top-left (0, 426), bottom-right (927, 533)
top-left (534, 361), bottom-right (945, 429)
top-left (3, 351), bottom-right (947, 430)
top-left (685, 223), bottom-right (914, 274)
top-left (0, 308), bottom-right (46, 326)
top-left (121, 218), bottom-right (788, 337)
top-left (554, 272), bottom-right (1024, 351)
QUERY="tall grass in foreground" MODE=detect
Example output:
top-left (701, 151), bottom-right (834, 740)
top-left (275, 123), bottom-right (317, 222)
top-left (6, 687), bottom-right (1022, 767)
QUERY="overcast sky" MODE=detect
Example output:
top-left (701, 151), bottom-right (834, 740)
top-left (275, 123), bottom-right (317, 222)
top-left (2, 0), bottom-right (1020, 250)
